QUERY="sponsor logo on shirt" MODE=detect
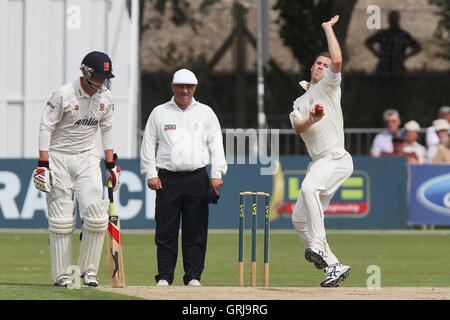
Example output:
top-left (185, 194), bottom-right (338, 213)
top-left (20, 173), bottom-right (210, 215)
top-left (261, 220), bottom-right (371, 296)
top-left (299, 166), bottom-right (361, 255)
top-left (46, 101), bottom-right (55, 109)
top-left (74, 118), bottom-right (99, 127)
top-left (164, 124), bottom-right (176, 131)
top-left (74, 105), bottom-right (79, 111)
top-left (99, 103), bottom-right (105, 111)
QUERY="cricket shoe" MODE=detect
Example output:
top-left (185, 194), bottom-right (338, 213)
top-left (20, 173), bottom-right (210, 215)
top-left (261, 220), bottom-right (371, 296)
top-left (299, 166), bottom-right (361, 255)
top-left (305, 247), bottom-right (328, 269)
top-left (320, 264), bottom-right (351, 287)
top-left (156, 279), bottom-right (169, 286)
top-left (54, 275), bottom-right (72, 288)
top-left (187, 279), bottom-right (201, 286)
top-left (82, 271), bottom-right (99, 287)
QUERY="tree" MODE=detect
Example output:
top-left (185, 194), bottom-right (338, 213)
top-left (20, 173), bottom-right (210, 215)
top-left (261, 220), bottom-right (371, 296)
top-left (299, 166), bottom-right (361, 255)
top-left (138, 0), bottom-right (219, 37)
top-left (429, 0), bottom-right (450, 60)
top-left (136, 0), bottom-right (220, 70)
top-left (273, 0), bottom-right (357, 71)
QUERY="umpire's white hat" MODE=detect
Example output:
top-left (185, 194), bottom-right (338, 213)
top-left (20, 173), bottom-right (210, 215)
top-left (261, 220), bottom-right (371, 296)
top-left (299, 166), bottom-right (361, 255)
top-left (172, 69), bottom-right (198, 85)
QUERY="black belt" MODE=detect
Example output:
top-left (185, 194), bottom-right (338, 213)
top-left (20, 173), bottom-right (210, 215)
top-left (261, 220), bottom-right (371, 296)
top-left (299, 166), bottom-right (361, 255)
top-left (158, 167), bottom-right (206, 177)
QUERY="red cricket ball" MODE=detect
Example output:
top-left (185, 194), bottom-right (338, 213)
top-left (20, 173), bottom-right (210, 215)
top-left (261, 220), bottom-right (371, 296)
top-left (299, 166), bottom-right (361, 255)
top-left (314, 104), bottom-right (324, 116)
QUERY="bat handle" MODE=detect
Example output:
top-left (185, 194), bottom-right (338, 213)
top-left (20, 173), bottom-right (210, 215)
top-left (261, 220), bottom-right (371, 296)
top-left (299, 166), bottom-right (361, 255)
top-left (107, 179), bottom-right (117, 217)
top-left (107, 179), bottom-right (114, 203)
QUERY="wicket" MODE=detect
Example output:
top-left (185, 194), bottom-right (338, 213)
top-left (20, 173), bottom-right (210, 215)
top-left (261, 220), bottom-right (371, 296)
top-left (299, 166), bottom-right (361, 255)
top-left (238, 191), bottom-right (270, 287)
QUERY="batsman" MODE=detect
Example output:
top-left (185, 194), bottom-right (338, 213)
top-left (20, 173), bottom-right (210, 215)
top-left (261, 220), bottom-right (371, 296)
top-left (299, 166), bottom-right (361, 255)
top-left (289, 16), bottom-right (353, 287)
top-left (33, 51), bottom-right (120, 287)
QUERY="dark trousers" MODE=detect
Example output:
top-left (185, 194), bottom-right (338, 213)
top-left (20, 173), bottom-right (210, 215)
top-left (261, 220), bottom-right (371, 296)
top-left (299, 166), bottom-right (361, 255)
top-left (154, 167), bottom-right (209, 285)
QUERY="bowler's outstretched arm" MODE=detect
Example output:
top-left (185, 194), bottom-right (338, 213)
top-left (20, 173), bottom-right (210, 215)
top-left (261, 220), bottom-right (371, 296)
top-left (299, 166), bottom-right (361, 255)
top-left (322, 15), bottom-right (342, 73)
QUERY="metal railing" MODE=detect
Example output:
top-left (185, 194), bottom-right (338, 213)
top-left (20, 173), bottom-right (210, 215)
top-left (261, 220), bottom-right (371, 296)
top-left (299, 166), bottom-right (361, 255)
top-left (220, 128), bottom-right (386, 156)
top-left (138, 128), bottom-right (428, 156)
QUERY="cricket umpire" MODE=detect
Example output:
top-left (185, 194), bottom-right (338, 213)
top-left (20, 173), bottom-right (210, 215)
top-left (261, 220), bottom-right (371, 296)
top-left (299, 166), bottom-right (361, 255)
top-left (33, 51), bottom-right (120, 287)
top-left (140, 69), bottom-right (227, 286)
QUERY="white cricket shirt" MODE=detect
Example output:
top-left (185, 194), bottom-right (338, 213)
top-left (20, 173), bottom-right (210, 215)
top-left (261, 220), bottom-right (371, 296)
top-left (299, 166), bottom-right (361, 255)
top-left (140, 97), bottom-right (228, 179)
top-left (404, 142), bottom-right (428, 164)
top-left (39, 79), bottom-right (114, 153)
top-left (292, 68), bottom-right (346, 160)
top-left (370, 130), bottom-right (395, 156)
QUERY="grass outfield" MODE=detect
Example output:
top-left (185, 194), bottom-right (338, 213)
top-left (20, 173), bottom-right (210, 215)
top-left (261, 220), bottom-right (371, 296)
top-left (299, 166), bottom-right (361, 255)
top-left (0, 230), bottom-right (449, 299)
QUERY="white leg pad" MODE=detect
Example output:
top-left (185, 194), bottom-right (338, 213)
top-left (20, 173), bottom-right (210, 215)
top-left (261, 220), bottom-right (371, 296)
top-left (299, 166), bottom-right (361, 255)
top-left (48, 201), bottom-right (76, 282)
top-left (78, 200), bottom-right (109, 275)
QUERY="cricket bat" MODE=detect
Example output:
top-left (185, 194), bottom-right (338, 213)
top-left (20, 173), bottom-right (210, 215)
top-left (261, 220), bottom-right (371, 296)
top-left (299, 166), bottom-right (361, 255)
top-left (106, 179), bottom-right (126, 288)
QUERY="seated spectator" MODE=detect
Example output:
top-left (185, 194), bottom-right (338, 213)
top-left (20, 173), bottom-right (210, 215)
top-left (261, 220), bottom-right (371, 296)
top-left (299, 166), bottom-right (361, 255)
top-left (430, 119), bottom-right (450, 163)
top-left (434, 133), bottom-right (450, 164)
top-left (381, 129), bottom-right (419, 164)
top-left (426, 106), bottom-right (449, 150)
top-left (371, 109), bottom-right (401, 157)
top-left (403, 120), bottom-right (428, 164)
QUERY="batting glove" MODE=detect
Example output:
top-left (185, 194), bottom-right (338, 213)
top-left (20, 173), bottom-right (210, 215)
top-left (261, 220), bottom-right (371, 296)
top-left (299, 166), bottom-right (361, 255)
top-left (33, 160), bottom-right (53, 193)
top-left (105, 153), bottom-right (120, 191)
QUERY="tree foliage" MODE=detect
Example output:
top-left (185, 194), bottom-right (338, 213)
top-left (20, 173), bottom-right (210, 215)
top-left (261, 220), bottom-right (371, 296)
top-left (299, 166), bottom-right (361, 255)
top-left (137, 0), bottom-right (219, 69)
top-left (429, 0), bottom-right (450, 60)
top-left (140, 0), bottom-right (219, 34)
top-left (274, 0), bottom-right (333, 70)
top-left (274, 0), bottom-right (357, 71)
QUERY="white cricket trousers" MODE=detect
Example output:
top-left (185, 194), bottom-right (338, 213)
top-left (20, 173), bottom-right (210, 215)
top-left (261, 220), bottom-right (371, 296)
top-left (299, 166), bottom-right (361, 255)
top-left (47, 149), bottom-right (103, 216)
top-left (291, 151), bottom-right (353, 266)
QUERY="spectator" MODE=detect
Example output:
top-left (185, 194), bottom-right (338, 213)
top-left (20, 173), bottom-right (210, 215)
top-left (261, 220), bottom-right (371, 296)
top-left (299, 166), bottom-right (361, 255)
top-left (426, 106), bottom-right (450, 150)
top-left (381, 129), bottom-right (419, 164)
top-left (403, 120), bottom-right (428, 164)
top-left (365, 10), bottom-right (421, 78)
top-left (371, 109), bottom-right (401, 157)
top-left (429, 119), bottom-right (450, 163)
top-left (434, 131), bottom-right (450, 164)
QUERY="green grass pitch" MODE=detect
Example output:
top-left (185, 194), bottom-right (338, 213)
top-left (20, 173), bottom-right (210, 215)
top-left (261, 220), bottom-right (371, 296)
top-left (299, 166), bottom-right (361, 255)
top-left (0, 230), bottom-right (449, 299)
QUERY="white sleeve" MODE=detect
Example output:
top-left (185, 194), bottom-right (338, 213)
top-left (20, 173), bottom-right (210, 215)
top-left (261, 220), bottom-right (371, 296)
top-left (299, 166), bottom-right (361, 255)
top-left (325, 68), bottom-right (341, 80)
top-left (370, 134), bottom-right (383, 156)
top-left (318, 68), bottom-right (341, 99)
top-left (426, 127), bottom-right (439, 147)
top-left (292, 98), bottom-right (308, 119)
top-left (207, 110), bottom-right (228, 179)
top-left (39, 94), bottom-right (64, 151)
top-left (140, 110), bottom-right (159, 179)
top-left (322, 68), bottom-right (342, 88)
top-left (100, 103), bottom-right (114, 150)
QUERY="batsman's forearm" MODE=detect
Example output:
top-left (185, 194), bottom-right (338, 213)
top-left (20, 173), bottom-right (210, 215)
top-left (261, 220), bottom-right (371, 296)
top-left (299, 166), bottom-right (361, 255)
top-left (104, 149), bottom-right (114, 162)
top-left (323, 25), bottom-right (342, 72)
top-left (39, 150), bottom-right (49, 162)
